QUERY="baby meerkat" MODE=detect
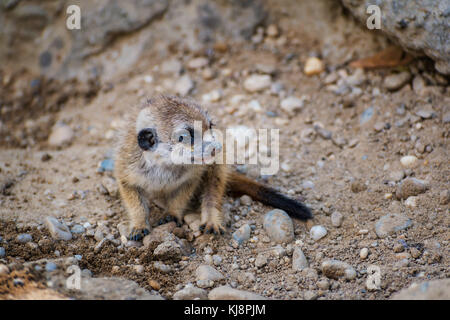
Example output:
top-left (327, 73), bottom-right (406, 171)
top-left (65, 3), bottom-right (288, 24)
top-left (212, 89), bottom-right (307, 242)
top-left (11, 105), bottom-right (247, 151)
top-left (114, 95), bottom-right (312, 241)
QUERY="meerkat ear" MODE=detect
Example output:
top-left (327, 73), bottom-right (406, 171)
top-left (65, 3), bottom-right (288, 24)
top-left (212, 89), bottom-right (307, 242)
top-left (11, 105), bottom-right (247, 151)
top-left (137, 128), bottom-right (157, 151)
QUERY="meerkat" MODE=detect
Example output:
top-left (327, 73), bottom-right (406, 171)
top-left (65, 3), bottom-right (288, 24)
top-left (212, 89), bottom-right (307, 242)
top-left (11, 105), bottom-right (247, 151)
top-left (114, 95), bottom-right (312, 241)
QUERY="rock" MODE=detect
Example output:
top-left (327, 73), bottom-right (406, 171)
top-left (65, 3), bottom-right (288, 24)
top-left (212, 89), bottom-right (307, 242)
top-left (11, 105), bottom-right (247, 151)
top-left (175, 74), bottom-right (194, 96)
top-left (197, 279), bottom-right (214, 288)
top-left (303, 290), bottom-right (318, 300)
top-left (341, 0), bottom-right (450, 75)
top-left (240, 195), bottom-right (252, 206)
top-left (410, 247), bottom-right (421, 259)
top-left (400, 155), bottom-right (418, 168)
top-left (0, 264), bottom-right (9, 274)
top-left (383, 72), bottom-right (411, 91)
top-left (187, 57), bottom-right (208, 70)
top-left (195, 265), bottom-right (224, 282)
top-left (243, 75), bottom-right (271, 92)
top-left (375, 213), bottom-right (413, 238)
top-left (443, 112), bottom-right (450, 124)
top-left (415, 106), bottom-right (436, 119)
top-left (71, 224), bottom-right (85, 234)
top-left (212, 255), bottom-right (222, 266)
top-left (392, 279), bottom-right (450, 300)
top-left (160, 58), bottom-right (182, 75)
top-left (202, 89), bottom-right (222, 103)
top-left (310, 225), bottom-right (327, 241)
top-left (405, 196), bottom-right (418, 208)
top-left (331, 212), bottom-right (343, 227)
top-left (304, 57), bottom-right (324, 76)
top-left (396, 178), bottom-right (429, 199)
top-left (266, 24), bottom-right (279, 37)
top-left (280, 96), bottom-right (305, 114)
top-left (440, 190), bottom-right (450, 205)
top-left (0, 247), bottom-right (5, 257)
top-left (153, 241), bottom-right (182, 261)
top-left (389, 170), bottom-right (405, 182)
top-left (360, 106), bottom-right (374, 124)
top-left (173, 284), bottom-right (208, 300)
top-left (351, 180), bottom-right (367, 193)
top-left (45, 262), bottom-right (58, 272)
top-left (292, 247), bottom-right (308, 271)
top-left (153, 261), bottom-right (172, 274)
top-left (302, 180), bottom-right (315, 190)
top-left (48, 124), bottom-right (74, 147)
top-left (45, 216), bottom-right (72, 241)
top-left (208, 286), bottom-right (267, 300)
top-left (317, 279), bottom-right (330, 290)
top-left (232, 224), bottom-right (251, 245)
top-left (321, 259), bottom-right (356, 280)
top-left (255, 253), bottom-right (268, 268)
top-left (263, 209), bottom-right (294, 244)
top-left (16, 233), bottom-right (32, 243)
top-left (360, 248), bottom-right (369, 260)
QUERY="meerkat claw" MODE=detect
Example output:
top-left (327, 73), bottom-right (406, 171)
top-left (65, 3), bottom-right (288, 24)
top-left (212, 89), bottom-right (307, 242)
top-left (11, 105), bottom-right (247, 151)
top-left (128, 228), bottom-right (150, 241)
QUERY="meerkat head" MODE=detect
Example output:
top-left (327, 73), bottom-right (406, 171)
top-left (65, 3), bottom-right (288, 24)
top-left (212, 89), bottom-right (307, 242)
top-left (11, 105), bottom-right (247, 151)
top-left (135, 95), bottom-right (222, 166)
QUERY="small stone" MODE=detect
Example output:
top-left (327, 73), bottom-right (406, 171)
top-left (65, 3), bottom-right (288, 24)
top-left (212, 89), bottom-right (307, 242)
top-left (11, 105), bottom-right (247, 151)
top-left (321, 259), bottom-right (356, 280)
top-left (317, 279), bottom-right (330, 290)
top-left (280, 96), bottom-right (305, 114)
top-left (187, 57), bottom-right (208, 70)
top-left (0, 247), bottom-right (5, 257)
top-left (292, 247), bottom-right (308, 271)
top-left (173, 284), bottom-right (208, 300)
top-left (175, 75), bottom-right (194, 96)
top-left (0, 264), bottom-right (9, 274)
top-left (373, 122), bottom-right (385, 132)
top-left (331, 212), bottom-right (343, 227)
top-left (160, 58), bottom-right (182, 75)
top-left (133, 265), bottom-right (144, 274)
top-left (71, 224), bottom-right (85, 234)
top-left (196, 265), bottom-right (224, 282)
top-left (400, 155), bottom-right (418, 168)
top-left (197, 279), bottom-right (214, 288)
top-left (383, 72), bottom-right (411, 91)
top-left (415, 106), bottom-right (435, 119)
top-left (375, 213), bottom-right (413, 238)
top-left (360, 106), bottom-right (374, 124)
top-left (240, 195), bottom-right (252, 206)
top-left (389, 170), bottom-right (405, 182)
top-left (48, 124), bottom-right (74, 147)
top-left (302, 180), bottom-right (315, 189)
top-left (304, 57), bottom-right (324, 76)
top-left (393, 243), bottom-right (405, 253)
top-left (208, 286), bottom-right (266, 300)
top-left (405, 196), bottom-right (418, 208)
top-left (212, 255), bottom-right (222, 266)
top-left (439, 190), bottom-right (450, 205)
top-left (148, 279), bottom-right (160, 291)
top-left (263, 209), bottom-right (294, 244)
top-left (243, 75), bottom-right (272, 92)
top-left (303, 290), bottom-right (318, 300)
top-left (153, 241), bottom-right (182, 261)
top-left (360, 248), bottom-right (369, 260)
top-left (410, 247), bottom-right (421, 259)
top-left (266, 24), bottom-right (279, 37)
top-left (396, 178), bottom-right (429, 199)
top-left (16, 234), bottom-right (32, 243)
top-left (310, 225), bottom-right (327, 241)
top-left (98, 158), bottom-right (114, 172)
top-left (351, 180), bottom-right (367, 193)
top-left (153, 261), bottom-right (172, 273)
top-left (45, 262), bottom-right (58, 272)
top-left (45, 216), bottom-right (72, 241)
top-left (232, 224), bottom-right (251, 245)
top-left (255, 253), bottom-right (268, 268)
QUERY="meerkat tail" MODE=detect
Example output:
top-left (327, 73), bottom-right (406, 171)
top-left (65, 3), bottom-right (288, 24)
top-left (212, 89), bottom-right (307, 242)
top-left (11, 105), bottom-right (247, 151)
top-left (227, 172), bottom-right (313, 220)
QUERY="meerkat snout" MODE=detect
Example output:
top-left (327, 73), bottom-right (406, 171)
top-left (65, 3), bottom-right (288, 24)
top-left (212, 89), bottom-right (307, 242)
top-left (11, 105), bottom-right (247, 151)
top-left (137, 128), bottom-right (157, 151)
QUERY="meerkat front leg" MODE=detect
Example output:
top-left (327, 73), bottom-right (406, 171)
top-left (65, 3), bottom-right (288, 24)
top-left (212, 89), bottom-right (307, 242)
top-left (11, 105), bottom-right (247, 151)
top-left (118, 182), bottom-right (151, 241)
top-left (200, 164), bottom-right (227, 234)
top-left (166, 179), bottom-right (200, 226)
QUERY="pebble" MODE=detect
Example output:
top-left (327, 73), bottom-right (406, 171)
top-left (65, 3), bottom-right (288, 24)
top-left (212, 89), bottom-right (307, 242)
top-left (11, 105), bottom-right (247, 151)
top-left (400, 155), bottom-right (418, 168)
top-left (383, 72), bottom-right (411, 91)
top-left (153, 261), bottom-right (172, 273)
top-left (317, 279), bottom-right (330, 290)
top-left (173, 284), bottom-right (208, 300)
top-left (202, 89), bottom-right (222, 103)
top-left (71, 224), bottom-right (85, 234)
top-left (415, 106), bottom-right (435, 119)
top-left (255, 253), bottom-right (268, 268)
top-left (98, 158), bottom-right (114, 172)
top-left (440, 190), bottom-right (450, 205)
top-left (310, 225), bottom-right (327, 241)
top-left (304, 57), bottom-right (324, 76)
top-left (196, 265), bottom-right (224, 282)
top-left (45, 262), bottom-right (58, 272)
top-left (263, 209), bottom-right (294, 244)
top-left (197, 279), bottom-right (214, 288)
top-left (302, 180), bottom-right (315, 190)
top-left (389, 170), bottom-right (405, 182)
top-left (410, 247), bottom-right (421, 259)
top-left (240, 195), bottom-right (252, 206)
top-left (48, 123), bottom-right (74, 147)
top-left (0, 247), bottom-right (5, 257)
top-left (187, 57), bottom-right (208, 70)
top-left (331, 211), bottom-right (343, 227)
top-left (404, 196), bottom-right (418, 208)
top-left (208, 286), bottom-right (266, 300)
top-left (360, 248), bottom-right (369, 259)
top-left (16, 233), bottom-right (32, 243)
top-left (175, 74), bottom-right (194, 96)
top-left (232, 224), bottom-right (251, 245)
top-left (375, 213), bottom-right (413, 238)
top-left (443, 112), bottom-right (450, 124)
top-left (303, 290), bottom-right (318, 300)
top-left (212, 255), bottom-right (223, 266)
top-left (321, 259), bottom-right (356, 280)
top-left (280, 96), bottom-right (305, 114)
top-left (243, 75), bottom-right (272, 92)
top-left (160, 58), bottom-right (182, 75)
top-left (153, 241), bottom-right (182, 261)
top-left (396, 178), bottom-right (429, 199)
top-left (45, 216), bottom-right (72, 241)
top-left (360, 106), bottom-right (374, 124)
top-left (0, 264), bottom-right (9, 274)
top-left (292, 246), bottom-right (308, 271)
top-left (266, 24), bottom-right (279, 37)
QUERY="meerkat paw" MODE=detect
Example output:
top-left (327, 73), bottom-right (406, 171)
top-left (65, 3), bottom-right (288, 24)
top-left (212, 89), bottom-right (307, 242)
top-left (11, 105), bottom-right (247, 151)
top-left (128, 227), bottom-right (150, 241)
top-left (199, 221), bottom-right (225, 235)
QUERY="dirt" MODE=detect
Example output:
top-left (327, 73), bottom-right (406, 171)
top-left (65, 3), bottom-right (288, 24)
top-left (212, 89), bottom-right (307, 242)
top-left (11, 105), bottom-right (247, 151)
top-left (0, 10), bottom-right (449, 300)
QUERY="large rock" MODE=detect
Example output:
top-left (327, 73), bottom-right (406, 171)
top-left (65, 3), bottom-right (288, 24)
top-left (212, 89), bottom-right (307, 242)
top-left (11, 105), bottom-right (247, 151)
top-left (341, 0), bottom-right (450, 74)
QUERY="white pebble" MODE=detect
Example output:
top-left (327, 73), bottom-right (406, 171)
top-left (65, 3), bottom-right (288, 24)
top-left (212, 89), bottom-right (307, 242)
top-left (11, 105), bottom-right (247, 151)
top-left (310, 225), bottom-right (327, 241)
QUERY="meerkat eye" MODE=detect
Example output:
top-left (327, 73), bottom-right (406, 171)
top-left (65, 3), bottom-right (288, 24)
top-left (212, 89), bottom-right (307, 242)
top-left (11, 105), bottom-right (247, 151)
top-left (175, 128), bottom-right (194, 145)
top-left (137, 128), bottom-right (157, 151)
top-left (178, 132), bottom-right (189, 143)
